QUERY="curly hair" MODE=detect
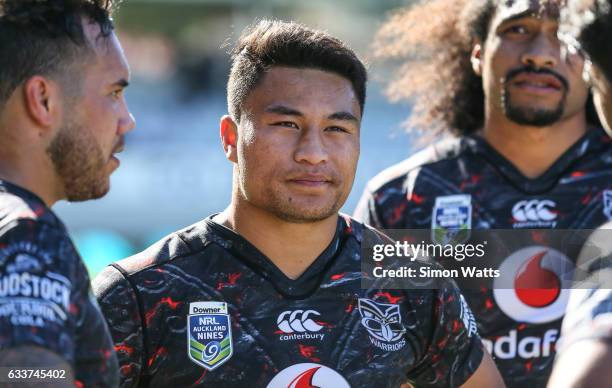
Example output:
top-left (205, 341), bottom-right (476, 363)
top-left (562, 0), bottom-right (612, 82)
top-left (375, 0), bottom-right (600, 137)
top-left (0, 0), bottom-right (120, 107)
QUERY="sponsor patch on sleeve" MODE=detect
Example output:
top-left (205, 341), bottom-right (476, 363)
top-left (0, 246), bottom-right (72, 328)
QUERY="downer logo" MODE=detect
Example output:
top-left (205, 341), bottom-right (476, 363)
top-left (189, 301), bottom-right (227, 315)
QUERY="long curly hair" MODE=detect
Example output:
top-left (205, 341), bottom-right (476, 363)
top-left (562, 0), bottom-right (612, 82)
top-left (375, 0), bottom-right (600, 137)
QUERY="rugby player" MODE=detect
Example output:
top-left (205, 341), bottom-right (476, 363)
top-left (0, 0), bottom-right (134, 386)
top-left (355, 0), bottom-right (611, 387)
top-left (547, 1), bottom-right (612, 386)
top-left (93, 20), bottom-right (504, 387)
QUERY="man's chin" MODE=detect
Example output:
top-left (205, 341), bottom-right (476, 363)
top-left (505, 104), bottom-right (564, 127)
top-left (271, 203), bottom-right (340, 224)
top-left (65, 180), bottom-right (110, 202)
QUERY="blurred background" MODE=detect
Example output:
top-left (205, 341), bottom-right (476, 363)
top-left (54, 0), bottom-right (420, 277)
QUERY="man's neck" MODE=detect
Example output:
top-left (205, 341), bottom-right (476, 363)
top-left (216, 199), bottom-right (339, 280)
top-left (482, 111), bottom-right (588, 178)
top-left (0, 156), bottom-right (62, 207)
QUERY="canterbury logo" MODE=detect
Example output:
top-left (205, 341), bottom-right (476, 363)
top-left (512, 200), bottom-right (557, 222)
top-left (277, 310), bottom-right (324, 333)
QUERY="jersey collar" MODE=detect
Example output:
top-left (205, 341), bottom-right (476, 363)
top-left (202, 214), bottom-right (352, 298)
top-left (0, 179), bottom-right (48, 207)
top-left (464, 127), bottom-right (611, 194)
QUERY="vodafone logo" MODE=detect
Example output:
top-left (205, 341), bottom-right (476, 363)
top-left (266, 363), bottom-right (350, 388)
top-left (277, 310), bottom-right (323, 333)
top-left (493, 246), bottom-right (574, 324)
top-left (512, 200), bottom-right (557, 227)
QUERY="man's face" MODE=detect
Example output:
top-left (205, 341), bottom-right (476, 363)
top-left (233, 67), bottom-right (361, 223)
top-left (48, 20), bottom-right (135, 201)
top-left (479, 0), bottom-right (589, 126)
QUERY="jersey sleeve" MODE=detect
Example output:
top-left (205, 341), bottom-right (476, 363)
top-left (559, 226), bottom-right (612, 349)
top-left (0, 219), bottom-right (80, 361)
top-left (93, 264), bottom-right (145, 388)
top-left (408, 280), bottom-right (484, 387)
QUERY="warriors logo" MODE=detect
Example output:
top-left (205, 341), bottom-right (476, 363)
top-left (358, 298), bottom-right (406, 351)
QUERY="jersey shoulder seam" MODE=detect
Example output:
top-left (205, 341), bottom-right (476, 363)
top-left (108, 263), bottom-right (151, 382)
top-left (114, 235), bottom-right (214, 278)
top-left (0, 217), bottom-right (66, 241)
top-left (366, 136), bottom-right (465, 193)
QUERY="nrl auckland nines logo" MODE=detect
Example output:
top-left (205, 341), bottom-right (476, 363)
top-left (358, 298), bottom-right (406, 351)
top-left (187, 301), bottom-right (233, 371)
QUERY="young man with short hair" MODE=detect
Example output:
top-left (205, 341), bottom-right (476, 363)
top-left (94, 20), bottom-right (503, 388)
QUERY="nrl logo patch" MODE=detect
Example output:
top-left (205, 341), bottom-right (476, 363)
top-left (187, 301), bottom-right (233, 370)
top-left (604, 190), bottom-right (612, 221)
top-left (431, 194), bottom-right (472, 245)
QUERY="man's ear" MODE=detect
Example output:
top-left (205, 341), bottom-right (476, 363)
top-left (471, 42), bottom-right (484, 77)
top-left (22, 76), bottom-right (61, 136)
top-left (220, 115), bottom-right (238, 163)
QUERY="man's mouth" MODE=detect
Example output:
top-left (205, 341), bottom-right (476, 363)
top-left (287, 174), bottom-right (333, 187)
top-left (111, 138), bottom-right (125, 157)
top-left (507, 68), bottom-right (567, 96)
top-left (512, 73), bottom-right (563, 93)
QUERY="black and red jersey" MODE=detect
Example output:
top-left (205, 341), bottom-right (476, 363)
top-left (559, 222), bottom-right (612, 351)
top-left (93, 215), bottom-right (483, 388)
top-left (355, 128), bottom-right (612, 387)
top-left (0, 180), bottom-right (118, 387)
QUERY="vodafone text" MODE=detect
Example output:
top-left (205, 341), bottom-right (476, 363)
top-left (482, 329), bottom-right (558, 359)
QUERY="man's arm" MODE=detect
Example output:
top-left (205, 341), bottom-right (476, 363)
top-left (0, 220), bottom-right (81, 386)
top-left (408, 280), bottom-right (505, 387)
top-left (547, 339), bottom-right (612, 388)
top-left (93, 264), bottom-right (145, 388)
top-left (0, 346), bottom-right (74, 387)
top-left (460, 350), bottom-right (505, 388)
top-left (547, 226), bottom-right (612, 388)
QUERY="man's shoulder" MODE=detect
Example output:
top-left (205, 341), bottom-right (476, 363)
top-left (111, 219), bottom-right (219, 278)
top-left (365, 136), bottom-right (466, 195)
top-left (0, 190), bottom-right (60, 234)
top-left (92, 219), bottom-right (221, 306)
top-left (339, 213), bottom-right (395, 244)
top-left (0, 192), bottom-right (74, 264)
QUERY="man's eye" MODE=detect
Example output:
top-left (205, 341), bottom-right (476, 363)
top-left (273, 121), bottom-right (299, 129)
top-left (504, 25), bottom-right (529, 35)
top-left (326, 126), bottom-right (348, 133)
top-left (111, 89), bottom-right (123, 98)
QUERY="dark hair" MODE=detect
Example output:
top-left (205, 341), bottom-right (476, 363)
top-left (375, 0), bottom-right (600, 137)
top-left (227, 19), bottom-right (367, 122)
top-left (564, 0), bottom-right (612, 82)
top-left (0, 0), bottom-right (118, 107)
